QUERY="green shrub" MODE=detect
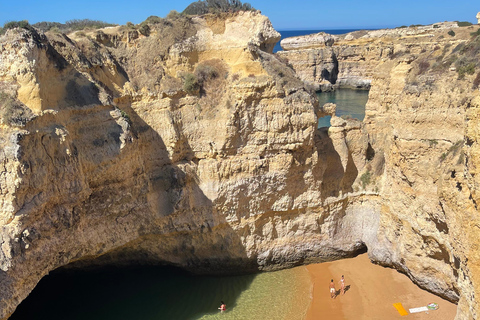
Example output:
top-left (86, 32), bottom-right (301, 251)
top-left (183, 73), bottom-right (199, 93)
top-left (457, 21), bottom-right (473, 27)
top-left (457, 63), bottom-right (476, 79)
top-left (433, 24), bottom-right (440, 28)
top-left (126, 21), bottom-right (135, 28)
top-left (119, 109), bottom-right (131, 124)
top-left (471, 28), bottom-right (480, 37)
top-left (138, 24), bottom-right (150, 36)
top-left (65, 19), bottom-right (116, 31)
top-left (448, 30), bottom-right (455, 37)
top-left (31, 21), bottom-right (61, 32)
top-left (1, 20), bottom-right (33, 34)
top-left (360, 171), bottom-right (371, 189)
top-left (143, 15), bottom-right (164, 24)
top-left (182, 0), bottom-right (254, 15)
top-left (32, 19), bottom-right (116, 34)
top-left (166, 10), bottom-right (181, 20)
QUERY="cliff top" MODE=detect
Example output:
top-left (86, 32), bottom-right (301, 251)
top-left (281, 21), bottom-right (479, 51)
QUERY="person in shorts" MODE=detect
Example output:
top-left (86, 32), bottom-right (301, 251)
top-left (329, 279), bottom-right (336, 299)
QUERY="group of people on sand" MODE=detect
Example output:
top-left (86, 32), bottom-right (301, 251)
top-left (329, 275), bottom-right (346, 299)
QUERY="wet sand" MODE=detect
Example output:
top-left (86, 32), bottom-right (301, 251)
top-left (305, 254), bottom-right (457, 320)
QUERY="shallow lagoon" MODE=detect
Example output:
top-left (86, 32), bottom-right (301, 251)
top-left (10, 264), bottom-right (311, 320)
top-left (317, 89), bottom-right (369, 127)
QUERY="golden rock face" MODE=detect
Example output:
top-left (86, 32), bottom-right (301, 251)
top-left (0, 14), bottom-right (479, 320)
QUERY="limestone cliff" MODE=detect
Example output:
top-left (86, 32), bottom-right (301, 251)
top-left (282, 23), bottom-right (480, 319)
top-left (0, 11), bottom-right (374, 319)
top-left (0, 11), bottom-right (479, 320)
top-left (278, 22), bottom-right (461, 90)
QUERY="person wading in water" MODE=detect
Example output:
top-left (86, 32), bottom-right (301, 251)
top-left (219, 301), bottom-right (226, 313)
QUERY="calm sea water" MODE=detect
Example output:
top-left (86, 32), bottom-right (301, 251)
top-left (10, 264), bottom-right (312, 320)
top-left (317, 89), bottom-right (369, 127)
top-left (273, 29), bottom-right (360, 53)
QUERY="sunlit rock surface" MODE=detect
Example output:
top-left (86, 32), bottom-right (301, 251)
top-left (0, 13), bottom-right (479, 320)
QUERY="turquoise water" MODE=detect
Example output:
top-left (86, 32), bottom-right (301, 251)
top-left (10, 265), bottom-right (312, 320)
top-left (316, 89), bottom-right (369, 127)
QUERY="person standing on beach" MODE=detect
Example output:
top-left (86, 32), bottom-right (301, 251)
top-left (329, 279), bottom-right (336, 299)
top-left (339, 275), bottom-right (345, 295)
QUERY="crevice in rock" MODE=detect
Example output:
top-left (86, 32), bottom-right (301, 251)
top-left (366, 143), bottom-right (375, 161)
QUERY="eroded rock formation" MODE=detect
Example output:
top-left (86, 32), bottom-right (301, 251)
top-left (278, 22), bottom-right (461, 90)
top-left (0, 12), bottom-right (479, 320)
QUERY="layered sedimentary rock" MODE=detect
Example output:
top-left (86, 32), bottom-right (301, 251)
top-left (0, 11), bottom-right (479, 320)
top-left (277, 22), bottom-right (461, 90)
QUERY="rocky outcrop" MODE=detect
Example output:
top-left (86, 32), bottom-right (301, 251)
top-left (280, 32), bottom-right (335, 50)
top-left (277, 22), bottom-right (463, 90)
top-left (0, 12), bottom-right (479, 320)
top-left (0, 12), bottom-right (375, 319)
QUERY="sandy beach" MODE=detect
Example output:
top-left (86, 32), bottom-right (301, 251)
top-left (305, 254), bottom-right (457, 320)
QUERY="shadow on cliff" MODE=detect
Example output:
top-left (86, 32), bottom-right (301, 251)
top-left (10, 264), bottom-right (256, 320)
top-left (10, 100), bottom-right (258, 320)
top-left (315, 127), bottom-right (357, 200)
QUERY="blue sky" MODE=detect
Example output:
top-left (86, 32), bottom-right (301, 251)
top-left (0, 0), bottom-right (478, 30)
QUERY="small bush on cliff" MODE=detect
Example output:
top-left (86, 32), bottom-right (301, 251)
top-left (182, 0), bottom-right (254, 15)
top-left (1, 20), bottom-right (34, 34)
top-left (65, 19), bottom-right (116, 31)
top-left (143, 16), bottom-right (164, 24)
top-left (471, 28), bottom-right (480, 37)
top-left (360, 171), bottom-right (372, 189)
top-left (456, 56), bottom-right (476, 79)
top-left (183, 73), bottom-right (199, 93)
top-left (166, 10), bottom-right (182, 20)
top-left (33, 19), bottom-right (116, 33)
top-left (448, 30), bottom-right (455, 37)
top-left (457, 21), bottom-right (473, 27)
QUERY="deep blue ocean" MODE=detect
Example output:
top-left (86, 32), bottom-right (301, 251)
top-left (273, 29), bottom-right (360, 52)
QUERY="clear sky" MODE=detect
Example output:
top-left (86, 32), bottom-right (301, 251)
top-left (0, 0), bottom-right (478, 30)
